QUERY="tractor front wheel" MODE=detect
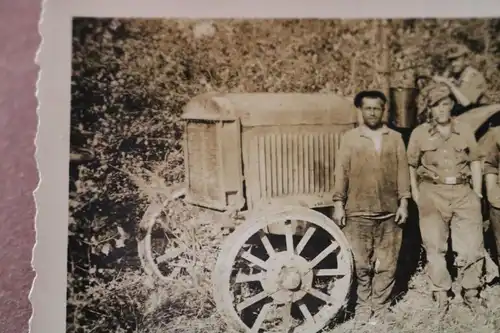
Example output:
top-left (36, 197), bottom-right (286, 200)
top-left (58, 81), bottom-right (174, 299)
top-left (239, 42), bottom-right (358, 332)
top-left (212, 206), bottom-right (354, 333)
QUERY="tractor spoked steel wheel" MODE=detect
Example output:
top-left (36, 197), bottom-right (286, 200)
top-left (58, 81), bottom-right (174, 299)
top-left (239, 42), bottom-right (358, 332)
top-left (213, 206), bottom-right (354, 333)
top-left (137, 198), bottom-right (192, 283)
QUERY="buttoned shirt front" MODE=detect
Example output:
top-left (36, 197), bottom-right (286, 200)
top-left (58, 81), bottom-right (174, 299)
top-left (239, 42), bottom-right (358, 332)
top-left (332, 125), bottom-right (411, 216)
top-left (407, 119), bottom-right (482, 183)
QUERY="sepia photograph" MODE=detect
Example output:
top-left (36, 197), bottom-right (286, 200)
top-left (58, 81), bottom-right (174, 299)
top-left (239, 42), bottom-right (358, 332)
top-left (64, 16), bottom-right (500, 333)
top-left (33, 2), bottom-right (500, 332)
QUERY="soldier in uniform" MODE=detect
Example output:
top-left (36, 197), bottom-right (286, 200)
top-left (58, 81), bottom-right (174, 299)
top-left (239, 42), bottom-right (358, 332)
top-left (481, 127), bottom-right (500, 270)
top-left (433, 44), bottom-right (489, 112)
top-left (407, 83), bottom-right (487, 315)
top-left (332, 90), bottom-right (411, 321)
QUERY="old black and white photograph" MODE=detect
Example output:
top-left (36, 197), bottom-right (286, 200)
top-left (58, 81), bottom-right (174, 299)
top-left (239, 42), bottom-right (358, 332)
top-left (65, 16), bottom-right (500, 333)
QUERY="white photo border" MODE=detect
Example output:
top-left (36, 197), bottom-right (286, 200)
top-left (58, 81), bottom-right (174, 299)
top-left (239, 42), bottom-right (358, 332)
top-left (32, 1), bottom-right (500, 332)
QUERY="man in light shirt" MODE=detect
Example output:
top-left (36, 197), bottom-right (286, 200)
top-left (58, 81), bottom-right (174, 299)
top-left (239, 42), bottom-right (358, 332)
top-left (333, 90), bottom-right (410, 321)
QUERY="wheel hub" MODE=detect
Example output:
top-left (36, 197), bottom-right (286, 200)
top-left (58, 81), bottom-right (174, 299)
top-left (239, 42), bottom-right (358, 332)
top-left (279, 267), bottom-right (302, 290)
top-left (261, 252), bottom-right (313, 304)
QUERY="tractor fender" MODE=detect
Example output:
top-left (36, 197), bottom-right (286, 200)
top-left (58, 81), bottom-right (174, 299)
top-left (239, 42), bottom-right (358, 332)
top-left (456, 103), bottom-right (500, 134)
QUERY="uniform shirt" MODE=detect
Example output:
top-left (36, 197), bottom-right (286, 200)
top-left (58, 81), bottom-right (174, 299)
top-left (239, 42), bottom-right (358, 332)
top-left (450, 66), bottom-right (488, 105)
top-left (481, 127), bottom-right (500, 207)
top-left (407, 119), bottom-right (482, 183)
top-left (332, 125), bottom-right (411, 217)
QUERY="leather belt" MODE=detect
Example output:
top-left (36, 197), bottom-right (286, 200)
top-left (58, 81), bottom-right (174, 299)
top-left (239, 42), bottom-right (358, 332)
top-left (421, 175), bottom-right (469, 185)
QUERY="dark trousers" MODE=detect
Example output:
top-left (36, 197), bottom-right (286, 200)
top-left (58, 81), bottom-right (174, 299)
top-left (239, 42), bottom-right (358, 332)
top-left (342, 215), bottom-right (402, 313)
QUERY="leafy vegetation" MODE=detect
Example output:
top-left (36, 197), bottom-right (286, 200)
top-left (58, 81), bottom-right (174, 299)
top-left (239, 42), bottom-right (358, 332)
top-left (68, 18), bottom-right (500, 333)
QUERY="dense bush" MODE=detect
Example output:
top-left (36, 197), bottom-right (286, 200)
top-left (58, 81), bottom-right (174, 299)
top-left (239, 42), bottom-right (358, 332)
top-left (68, 18), bottom-right (500, 333)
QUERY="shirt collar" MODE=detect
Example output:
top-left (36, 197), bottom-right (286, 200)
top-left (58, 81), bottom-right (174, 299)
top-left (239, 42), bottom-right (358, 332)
top-left (359, 124), bottom-right (389, 138)
top-left (428, 118), bottom-right (460, 136)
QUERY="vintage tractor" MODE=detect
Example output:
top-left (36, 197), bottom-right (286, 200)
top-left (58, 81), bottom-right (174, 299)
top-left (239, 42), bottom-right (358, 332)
top-left (136, 89), bottom-right (500, 333)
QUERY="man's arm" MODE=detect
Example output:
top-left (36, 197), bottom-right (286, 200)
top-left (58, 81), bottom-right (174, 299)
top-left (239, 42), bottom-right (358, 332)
top-left (447, 82), bottom-right (473, 107)
top-left (471, 161), bottom-right (483, 197)
top-left (462, 123), bottom-right (484, 195)
top-left (483, 129), bottom-right (500, 195)
top-left (396, 134), bottom-right (411, 202)
top-left (332, 134), bottom-right (350, 225)
top-left (438, 68), bottom-right (487, 106)
top-left (332, 135), bottom-right (350, 204)
top-left (409, 167), bottom-right (419, 204)
top-left (395, 134), bottom-right (410, 223)
top-left (406, 128), bottom-right (422, 203)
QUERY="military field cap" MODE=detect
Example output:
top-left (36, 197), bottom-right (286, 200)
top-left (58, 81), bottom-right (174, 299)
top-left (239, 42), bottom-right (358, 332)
top-left (446, 44), bottom-right (470, 59)
top-left (427, 84), bottom-right (452, 106)
top-left (353, 90), bottom-right (387, 108)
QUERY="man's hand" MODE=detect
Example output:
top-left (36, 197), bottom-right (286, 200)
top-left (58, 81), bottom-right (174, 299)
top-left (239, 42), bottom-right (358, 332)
top-left (395, 199), bottom-right (409, 225)
top-left (433, 75), bottom-right (451, 85)
top-left (333, 204), bottom-right (346, 227)
top-left (395, 206), bottom-right (408, 225)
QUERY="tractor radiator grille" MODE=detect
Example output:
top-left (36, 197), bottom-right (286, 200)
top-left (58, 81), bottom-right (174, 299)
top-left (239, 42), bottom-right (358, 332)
top-left (243, 127), bottom-right (340, 209)
top-left (185, 121), bottom-right (223, 205)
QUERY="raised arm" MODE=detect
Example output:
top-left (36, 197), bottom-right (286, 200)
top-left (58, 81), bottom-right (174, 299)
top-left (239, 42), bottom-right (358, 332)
top-left (437, 69), bottom-right (487, 106)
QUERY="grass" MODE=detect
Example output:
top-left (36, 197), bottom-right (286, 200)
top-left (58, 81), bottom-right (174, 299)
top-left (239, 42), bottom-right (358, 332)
top-left (68, 18), bottom-right (500, 332)
top-left (77, 173), bottom-right (500, 333)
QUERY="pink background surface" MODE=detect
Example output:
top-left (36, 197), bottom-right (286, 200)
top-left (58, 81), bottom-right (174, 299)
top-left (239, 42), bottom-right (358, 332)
top-left (0, 1), bottom-right (40, 332)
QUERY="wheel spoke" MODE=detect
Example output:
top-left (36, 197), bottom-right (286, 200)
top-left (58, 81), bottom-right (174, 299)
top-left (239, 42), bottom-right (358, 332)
top-left (285, 221), bottom-right (294, 254)
top-left (308, 241), bottom-right (339, 269)
top-left (306, 287), bottom-right (334, 304)
top-left (298, 302), bottom-right (315, 323)
top-left (235, 272), bottom-right (265, 283)
top-left (155, 254), bottom-right (169, 264)
top-left (259, 231), bottom-right (275, 256)
top-left (250, 303), bottom-right (272, 333)
top-left (282, 302), bottom-right (292, 331)
top-left (236, 291), bottom-right (268, 312)
top-left (241, 251), bottom-right (268, 270)
top-left (156, 248), bottom-right (183, 263)
top-left (295, 226), bottom-right (316, 255)
top-left (314, 268), bottom-right (348, 277)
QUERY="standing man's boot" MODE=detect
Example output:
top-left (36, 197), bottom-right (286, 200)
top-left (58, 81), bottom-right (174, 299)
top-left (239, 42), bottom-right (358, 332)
top-left (462, 289), bottom-right (487, 314)
top-left (432, 291), bottom-right (450, 317)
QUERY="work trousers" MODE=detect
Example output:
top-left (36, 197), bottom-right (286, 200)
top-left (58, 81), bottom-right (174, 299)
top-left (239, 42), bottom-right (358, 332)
top-left (343, 215), bottom-right (402, 313)
top-left (418, 182), bottom-right (485, 293)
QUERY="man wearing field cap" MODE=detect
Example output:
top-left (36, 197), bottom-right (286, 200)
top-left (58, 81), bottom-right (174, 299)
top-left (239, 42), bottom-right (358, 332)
top-left (407, 83), bottom-right (487, 315)
top-left (333, 90), bottom-right (410, 322)
top-left (433, 44), bottom-right (488, 110)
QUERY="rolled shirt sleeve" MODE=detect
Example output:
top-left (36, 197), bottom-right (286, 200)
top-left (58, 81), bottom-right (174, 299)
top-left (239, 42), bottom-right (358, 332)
top-left (406, 126), bottom-right (422, 168)
top-left (332, 134), bottom-right (350, 203)
top-left (459, 68), bottom-right (487, 104)
top-left (483, 128), bottom-right (500, 175)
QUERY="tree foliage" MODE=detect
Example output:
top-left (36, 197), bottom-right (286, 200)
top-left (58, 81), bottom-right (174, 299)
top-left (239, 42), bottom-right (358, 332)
top-left (68, 18), bottom-right (500, 333)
